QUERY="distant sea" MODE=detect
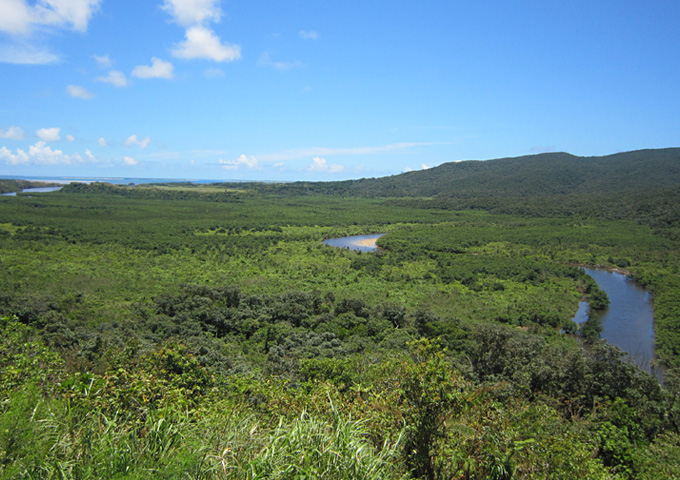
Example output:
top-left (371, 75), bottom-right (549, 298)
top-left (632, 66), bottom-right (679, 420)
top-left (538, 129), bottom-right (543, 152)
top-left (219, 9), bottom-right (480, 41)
top-left (0, 175), bottom-right (255, 185)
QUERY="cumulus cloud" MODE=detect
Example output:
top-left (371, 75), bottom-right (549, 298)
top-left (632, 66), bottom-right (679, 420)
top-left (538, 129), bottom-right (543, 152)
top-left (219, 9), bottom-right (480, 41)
top-left (0, 141), bottom-right (94, 166)
top-left (220, 154), bottom-right (259, 170)
top-left (123, 156), bottom-right (138, 166)
top-left (308, 156), bottom-right (344, 173)
top-left (36, 127), bottom-right (61, 142)
top-left (0, 126), bottom-right (25, 140)
top-left (171, 26), bottom-right (240, 62)
top-left (67, 84), bottom-right (95, 99)
top-left (0, 0), bottom-right (100, 35)
top-left (98, 137), bottom-right (107, 146)
top-left (162, 0), bottom-right (222, 27)
top-left (132, 57), bottom-right (174, 79)
top-left (125, 134), bottom-right (151, 149)
top-left (299, 30), bottom-right (318, 40)
top-left (66, 134), bottom-right (75, 142)
top-left (0, 0), bottom-right (100, 64)
top-left (97, 70), bottom-right (127, 87)
top-left (258, 52), bottom-right (302, 71)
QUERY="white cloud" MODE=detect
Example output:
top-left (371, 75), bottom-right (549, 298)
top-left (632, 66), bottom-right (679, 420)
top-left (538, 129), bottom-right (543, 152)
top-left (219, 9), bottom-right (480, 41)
top-left (93, 53), bottom-right (112, 68)
top-left (0, 0), bottom-right (100, 35)
top-left (0, 141), bottom-right (94, 165)
top-left (171, 26), bottom-right (240, 62)
top-left (123, 156), bottom-right (138, 166)
top-left (0, 126), bottom-right (25, 140)
top-left (0, 42), bottom-right (59, 64)
top-left (308, 156), bottom-right (344, 173)
top-left (36, 127), bottom-right (61, 142)
top-left (98, 137), bottom-right (107, 146)
top-left (66, 134), bottom-right (75, 142)
top-left (96, 70), bottom-right (128, 87)
top-left (220, 154), bottom-right (259, 170)
top-left (85, 149), bottom-right (95, 160)
top-left (258, 52), bottom-right (302, 71)
top-left (132, 57), bottom-right (174, 79)
top-left (299, 30), bottom-right (318, 40)
top-left (162, 0), bottom-right (222, 27)
top-left (67, 84), bottom-right (95, 99)
top-left (125, 134), bottom-right (151, 149)
top-left (0, 0), bottom-right (100, 64)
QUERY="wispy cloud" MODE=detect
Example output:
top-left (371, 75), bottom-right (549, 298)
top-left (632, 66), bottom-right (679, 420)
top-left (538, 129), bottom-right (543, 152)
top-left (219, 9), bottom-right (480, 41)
top-left (93, 54), bottom-right (112, 68)
top-left (299, 30), bottom-right (318, 40)
top-left (256, 142), bottom-right (445, 162)
top-left (123, 156), bottom-right (138, 166)
top-left (97, 70), bottom-right (128, 87)
top-left (125, 134), bottom-right (151, 149)
top-left (67, 84), bottom-right (95, 100)
top-left (258, 52), bottom-right (302, 71)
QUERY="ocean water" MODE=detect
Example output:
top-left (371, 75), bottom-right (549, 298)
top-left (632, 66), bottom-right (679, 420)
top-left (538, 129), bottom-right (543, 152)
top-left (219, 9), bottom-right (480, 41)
top-left (0, 175), bottom-right (235, 185)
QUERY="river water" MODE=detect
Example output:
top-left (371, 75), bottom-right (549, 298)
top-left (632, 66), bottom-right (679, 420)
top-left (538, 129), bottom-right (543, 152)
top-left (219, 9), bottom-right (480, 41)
top-left (323, 235), bottom-right (661, 379)
top-left (0, 186), bottom-right (63, 196)
top-left (323, 233), bottom-right (385, 252)
top-left (576, 268), bottom-right (660, 379)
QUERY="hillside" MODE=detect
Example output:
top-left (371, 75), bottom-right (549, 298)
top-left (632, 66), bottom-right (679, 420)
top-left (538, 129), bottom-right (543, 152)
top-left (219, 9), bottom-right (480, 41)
top-left (217, 148), bottom-right (680, 199)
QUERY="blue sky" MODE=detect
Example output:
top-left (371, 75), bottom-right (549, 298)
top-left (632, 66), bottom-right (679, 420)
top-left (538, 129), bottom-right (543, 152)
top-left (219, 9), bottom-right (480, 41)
top-left (1, 0), bottom-right (679, 181)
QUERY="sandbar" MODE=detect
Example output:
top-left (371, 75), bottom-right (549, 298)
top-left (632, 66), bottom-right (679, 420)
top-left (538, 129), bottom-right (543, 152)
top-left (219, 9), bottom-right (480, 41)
top-left (356, 238), bottom-right (378, 248)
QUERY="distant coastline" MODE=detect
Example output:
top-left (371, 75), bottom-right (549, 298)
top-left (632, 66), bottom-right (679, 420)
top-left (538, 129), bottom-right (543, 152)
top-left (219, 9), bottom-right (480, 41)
top-left (0, 175), bottom-right (252, 185)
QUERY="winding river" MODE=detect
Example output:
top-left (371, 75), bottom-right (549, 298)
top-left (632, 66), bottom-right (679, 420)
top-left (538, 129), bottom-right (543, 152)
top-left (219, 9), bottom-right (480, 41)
top-left (323, 234), bottom-right (660, 379)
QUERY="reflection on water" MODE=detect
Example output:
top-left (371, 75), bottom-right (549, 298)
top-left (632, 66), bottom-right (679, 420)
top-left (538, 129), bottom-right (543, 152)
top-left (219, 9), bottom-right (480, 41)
top-left (579, 268), bottom-right (661, 380)
top-left (323, 234), bottom-right (385, 252)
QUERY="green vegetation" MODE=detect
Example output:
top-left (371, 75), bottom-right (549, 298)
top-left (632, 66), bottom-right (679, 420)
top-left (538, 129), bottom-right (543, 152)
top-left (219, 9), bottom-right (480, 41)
top-left (1, 148), bottom-right (680, 478)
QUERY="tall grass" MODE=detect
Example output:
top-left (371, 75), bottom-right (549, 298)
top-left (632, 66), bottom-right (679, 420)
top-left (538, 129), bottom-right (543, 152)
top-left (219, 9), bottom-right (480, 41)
top-left (218, 407), bottom-right (404, 480)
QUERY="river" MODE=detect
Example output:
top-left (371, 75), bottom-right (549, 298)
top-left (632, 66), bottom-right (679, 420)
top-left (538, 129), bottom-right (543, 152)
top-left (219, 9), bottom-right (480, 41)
top-left (575, 268), bottom-right (661, 379)
top-left (323, 234), bottom-right (661, 379)
top-left (323, 233), bottom-right (385, 252)
top-left (0, 186), bottom-right (63, 196)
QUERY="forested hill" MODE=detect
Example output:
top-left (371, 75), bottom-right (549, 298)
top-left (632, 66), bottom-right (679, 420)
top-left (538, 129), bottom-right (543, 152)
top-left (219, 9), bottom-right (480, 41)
top-left (227, 148), bottom-right (680, 198)
top-left (352, 148), bottom-right (680, 198)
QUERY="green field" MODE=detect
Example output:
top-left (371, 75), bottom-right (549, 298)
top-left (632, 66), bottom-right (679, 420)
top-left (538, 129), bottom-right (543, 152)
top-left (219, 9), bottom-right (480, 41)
top-left (1, 180), bottom-right (680, 479)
